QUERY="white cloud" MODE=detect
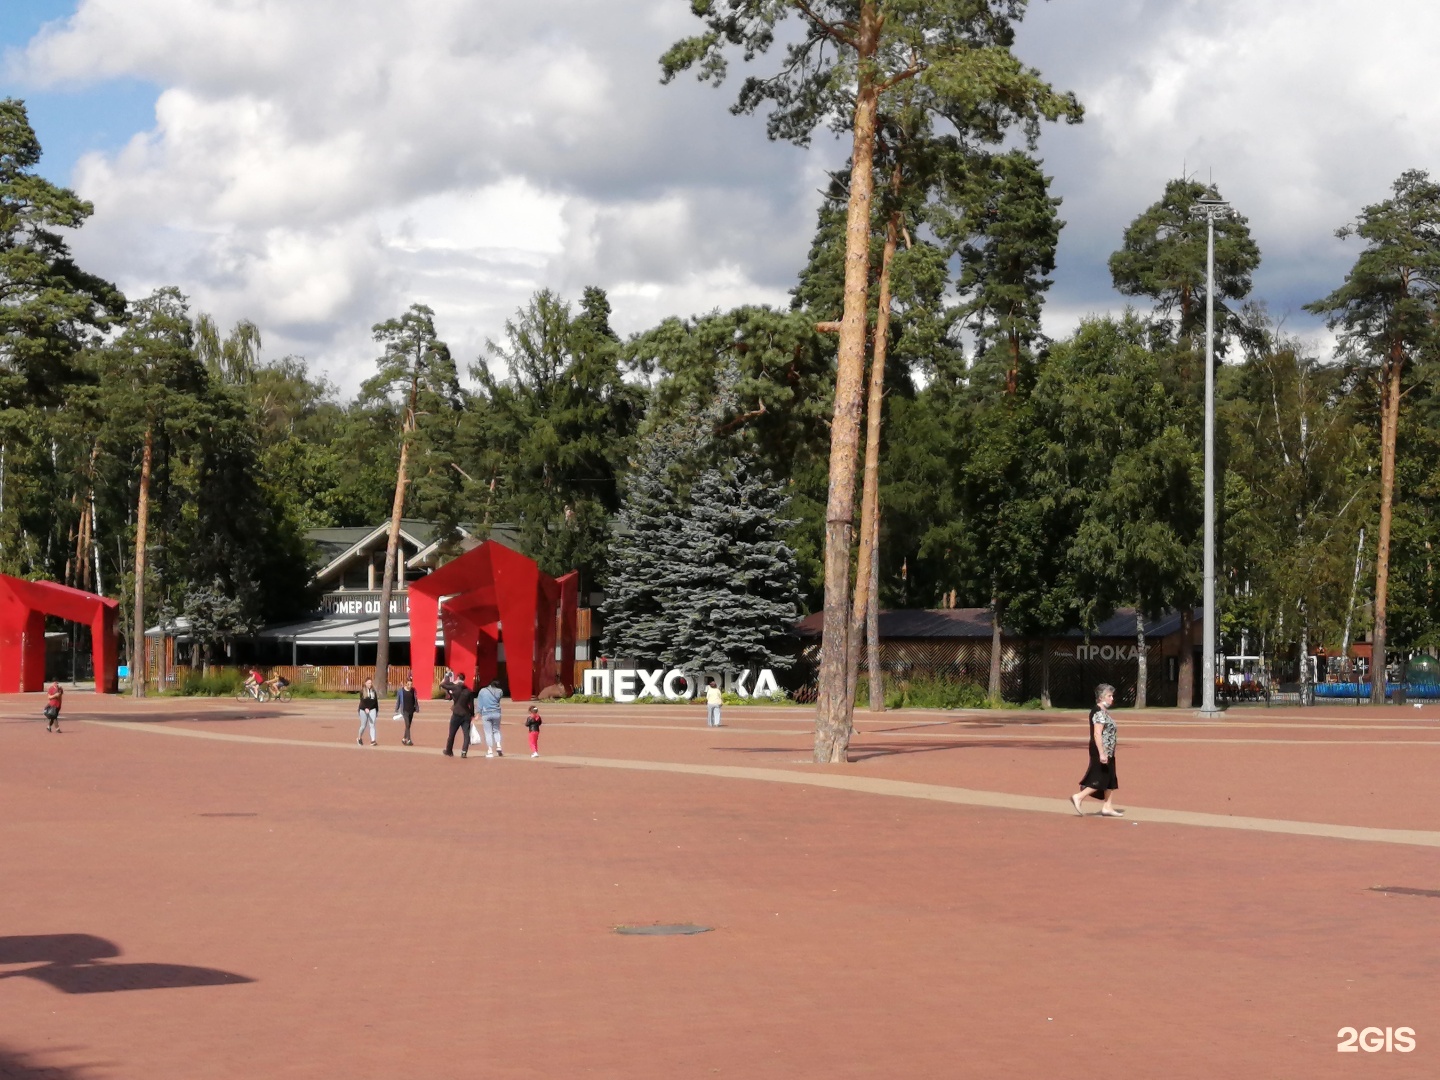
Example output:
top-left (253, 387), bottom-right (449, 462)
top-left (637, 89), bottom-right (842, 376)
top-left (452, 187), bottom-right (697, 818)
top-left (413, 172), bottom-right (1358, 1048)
top-left (11, 0), bottom-right (827, 388)
top-left (10, 0), bottom-right (1440, 387)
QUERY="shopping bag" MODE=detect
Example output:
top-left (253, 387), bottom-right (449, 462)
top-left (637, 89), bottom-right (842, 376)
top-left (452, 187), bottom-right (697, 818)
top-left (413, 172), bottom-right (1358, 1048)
top-left (392, 712), bottom-right (405, 723)
top-left (469, 721), bottom-right (482, 743)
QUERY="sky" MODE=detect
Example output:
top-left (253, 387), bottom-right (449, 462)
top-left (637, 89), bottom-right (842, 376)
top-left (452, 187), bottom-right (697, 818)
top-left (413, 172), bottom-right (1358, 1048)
top-left (4, 0), bottom-right (1439, 391)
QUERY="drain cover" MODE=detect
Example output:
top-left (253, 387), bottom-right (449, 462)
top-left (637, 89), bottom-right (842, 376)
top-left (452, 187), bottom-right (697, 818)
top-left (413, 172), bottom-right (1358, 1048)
top-left (1370, 886), bottom-right (1440, 898)
top-left (614, 924), bottom-right (712, 936)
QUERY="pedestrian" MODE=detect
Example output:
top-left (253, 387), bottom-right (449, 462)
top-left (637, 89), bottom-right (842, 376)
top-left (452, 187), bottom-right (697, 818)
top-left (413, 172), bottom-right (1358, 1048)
top-left (357, 677), bottom-right (379, 747)
top-left (1071, 682), bottom-right (1123, 817)
top-left (705, 678), bottom-right (723, 727)
top-left (396, 675), bottom-right (419, 746)
top-left (524, 705), bottom-right (543, 757)
top-left (476, 678), bottom-right (504, 757)
top-left (443, 672), bottom-right (474, 758)
top-left (44, 680), bottom-right (63, 733)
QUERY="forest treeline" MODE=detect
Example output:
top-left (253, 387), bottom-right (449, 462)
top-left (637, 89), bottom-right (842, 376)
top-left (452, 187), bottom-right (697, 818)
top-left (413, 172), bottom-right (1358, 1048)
top-left (3, 92), bottom-right (1438, 696)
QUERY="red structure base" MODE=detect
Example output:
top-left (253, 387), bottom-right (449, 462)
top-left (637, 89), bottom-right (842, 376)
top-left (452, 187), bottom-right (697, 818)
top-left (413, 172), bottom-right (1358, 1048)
top-left (0, 575), bottom-right (119, 693)
top-left (408, 541), bottom-right (577, 701)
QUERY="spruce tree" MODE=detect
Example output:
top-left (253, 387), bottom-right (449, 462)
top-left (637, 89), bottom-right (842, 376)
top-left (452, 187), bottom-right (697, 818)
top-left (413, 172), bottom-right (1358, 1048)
top-left (667, 458), bottom-right (801, 674)
top-left (600, 418), bottom-right (694, 665)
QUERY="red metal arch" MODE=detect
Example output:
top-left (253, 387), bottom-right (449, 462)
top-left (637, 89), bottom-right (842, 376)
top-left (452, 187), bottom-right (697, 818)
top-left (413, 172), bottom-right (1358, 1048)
top-left (0, 575), bottom-right (119, 693)
top-left (408, 541), bottom-right (577, 701)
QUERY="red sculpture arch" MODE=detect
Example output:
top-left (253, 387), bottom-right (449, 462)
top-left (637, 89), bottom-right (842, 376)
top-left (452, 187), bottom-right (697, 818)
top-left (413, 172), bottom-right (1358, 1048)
top-left (0, 575), bottom-right (119, 694)
top-left (408, 541), bottom-right (578, 701)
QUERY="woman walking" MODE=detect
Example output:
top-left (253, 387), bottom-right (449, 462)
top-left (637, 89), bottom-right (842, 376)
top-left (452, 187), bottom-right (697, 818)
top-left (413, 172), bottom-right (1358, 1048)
top-left (396, 675), bottom-right (419, 746)
top-left (1071, 682), bottom-right (1124, 817)
top-left (476, 678), bottom-right (504, 757)
top-left (357, 677), bottom-right (379, 747)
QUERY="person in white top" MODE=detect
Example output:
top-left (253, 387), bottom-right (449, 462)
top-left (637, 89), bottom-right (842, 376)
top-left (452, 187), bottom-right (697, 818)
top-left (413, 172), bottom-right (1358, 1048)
top-left (705, 679), bottom-right (724, 727)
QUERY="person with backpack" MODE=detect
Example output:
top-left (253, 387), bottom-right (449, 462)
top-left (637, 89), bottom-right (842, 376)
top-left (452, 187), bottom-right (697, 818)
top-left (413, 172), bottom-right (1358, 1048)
top-left (44, 681), bottom-right (63, 733)
top-left (524, 705), bottom-right (543, 757)
top-left (476, 679), bottom-right (504, 757)
top-left (443, 673), bottom-right (475, 758)
top-left (395, 675), bottom-right (419, 746)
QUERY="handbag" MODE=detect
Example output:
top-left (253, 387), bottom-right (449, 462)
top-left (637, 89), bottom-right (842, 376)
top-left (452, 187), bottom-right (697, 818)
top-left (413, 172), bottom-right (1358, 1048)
top-left (391, 712), bottom-right (405, 723)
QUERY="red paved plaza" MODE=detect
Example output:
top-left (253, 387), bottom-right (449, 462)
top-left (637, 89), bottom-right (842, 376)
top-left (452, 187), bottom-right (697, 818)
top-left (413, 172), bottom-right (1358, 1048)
top-left (3, 694), bottom-right (1438, 1078)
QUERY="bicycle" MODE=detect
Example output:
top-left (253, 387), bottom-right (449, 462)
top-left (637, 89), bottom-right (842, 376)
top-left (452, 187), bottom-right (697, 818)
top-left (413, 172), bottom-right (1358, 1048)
top-left (235, 684), bottom-right (271, 703)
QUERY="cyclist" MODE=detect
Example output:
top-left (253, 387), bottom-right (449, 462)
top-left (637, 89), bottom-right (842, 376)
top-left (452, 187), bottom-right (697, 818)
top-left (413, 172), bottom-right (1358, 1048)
top-left (243, 667), bottom-right (264, 700)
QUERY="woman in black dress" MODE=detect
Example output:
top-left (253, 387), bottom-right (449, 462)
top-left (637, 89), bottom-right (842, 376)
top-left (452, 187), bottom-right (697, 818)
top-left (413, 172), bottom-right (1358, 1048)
top-left (1071, 682), bottom-right (1123, 817)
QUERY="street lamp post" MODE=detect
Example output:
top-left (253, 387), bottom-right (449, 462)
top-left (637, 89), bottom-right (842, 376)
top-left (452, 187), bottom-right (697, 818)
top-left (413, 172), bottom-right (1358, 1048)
top-left (1192, 194), bottom-right (1229, 717)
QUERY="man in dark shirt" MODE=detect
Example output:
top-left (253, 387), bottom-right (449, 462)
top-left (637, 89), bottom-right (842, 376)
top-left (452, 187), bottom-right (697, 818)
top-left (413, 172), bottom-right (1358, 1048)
top-left (443, 673), bottom-right (475, 758)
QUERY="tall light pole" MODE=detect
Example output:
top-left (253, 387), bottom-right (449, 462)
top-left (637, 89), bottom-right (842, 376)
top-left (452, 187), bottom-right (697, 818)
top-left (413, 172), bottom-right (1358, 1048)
top-left (1192, 194), bottom-right (1229, 717)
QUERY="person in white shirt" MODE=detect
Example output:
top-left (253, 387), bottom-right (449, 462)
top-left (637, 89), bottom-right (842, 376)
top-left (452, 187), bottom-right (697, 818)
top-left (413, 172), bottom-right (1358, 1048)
top-left (705, 679), bottom-right (724, 727)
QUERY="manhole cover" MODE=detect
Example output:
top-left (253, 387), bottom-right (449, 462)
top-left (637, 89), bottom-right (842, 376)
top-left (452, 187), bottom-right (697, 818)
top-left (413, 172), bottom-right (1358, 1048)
top-left (1370, 886), bottom-right (1440, 898)
top-left (614, 924), bottom-right (712, 936)
top-left (199, 812), bottom-right (258, 818)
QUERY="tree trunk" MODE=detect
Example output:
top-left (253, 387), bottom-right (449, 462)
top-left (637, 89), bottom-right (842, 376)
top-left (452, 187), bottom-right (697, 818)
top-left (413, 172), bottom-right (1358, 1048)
top-left (848, 193), bottom-right (899, 714)
top-left (866, 522), bottom-right (883, 712)
top-left (1135, 607), bottom-right (1148, 709)
top-left (988, 594), bottom-right (1003, 702)
top-left (1040, 638), bottom-right (1052, 709)
top-left (1299, 608), bottom-right (1311, 707)
top-left (131, 426), bottom-right (153, 698)
top-left (814, 2), bottom-right (880, 765)
top-left (1341, 526), bottom-right (1365, 655)
top-left (1371, 350), bottom-right (1402, 705)
top-left (375, 391), bottom-right (415, 696)
top-left (1177, 606), bottom-right (1194, 709)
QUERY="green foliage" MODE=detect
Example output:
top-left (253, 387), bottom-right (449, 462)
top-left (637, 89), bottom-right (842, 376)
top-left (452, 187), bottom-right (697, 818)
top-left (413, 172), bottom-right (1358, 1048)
top-left (1306, 169), bottom-right (1440, 367)
top-left (464, 287), bottom-right (641, 586)
top-left (1109, 178), bottom-right (1260, 345)
top-left (601, 399), bottom-right (803, 671)
top-left (661, 1), bottom-right (1081, 149)
top-left (177, 668), bottom-right (244, 696)
top-left (882, 676), bottom-right (990, 710)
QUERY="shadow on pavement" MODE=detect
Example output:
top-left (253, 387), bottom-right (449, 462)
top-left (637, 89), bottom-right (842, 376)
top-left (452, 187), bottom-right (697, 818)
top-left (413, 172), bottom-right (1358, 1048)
top-left (0, 934), bottom-right (253, 994)
top-left (716, 739), bottom-right (1076, 761)
top-left (0, 1043), bottom-right (104, 1079)
top-left (847, 739), bottom-right (1075, 761)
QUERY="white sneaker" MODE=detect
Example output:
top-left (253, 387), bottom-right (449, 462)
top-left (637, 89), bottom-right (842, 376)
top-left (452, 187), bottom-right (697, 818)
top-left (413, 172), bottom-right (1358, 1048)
top-left (531, 751), bottom-right (539, 758)
top-left (486, 751), bottom-right (495, 758)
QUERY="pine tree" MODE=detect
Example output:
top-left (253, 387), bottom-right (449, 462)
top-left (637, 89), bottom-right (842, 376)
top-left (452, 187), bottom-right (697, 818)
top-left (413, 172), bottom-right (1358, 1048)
top-left (667, 458), bottom-right (801, 674)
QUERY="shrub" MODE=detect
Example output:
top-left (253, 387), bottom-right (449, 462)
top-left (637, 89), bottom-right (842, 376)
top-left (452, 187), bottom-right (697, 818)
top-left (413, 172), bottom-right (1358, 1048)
top-left (883, 677), bottom-right (991, 710)
top-left (178, 668), bottom-right (244, 696)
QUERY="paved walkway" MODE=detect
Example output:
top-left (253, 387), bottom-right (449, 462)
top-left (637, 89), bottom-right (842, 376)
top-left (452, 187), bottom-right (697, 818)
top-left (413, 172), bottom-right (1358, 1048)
top-left (3, 696), bottom-right (1438, 1078)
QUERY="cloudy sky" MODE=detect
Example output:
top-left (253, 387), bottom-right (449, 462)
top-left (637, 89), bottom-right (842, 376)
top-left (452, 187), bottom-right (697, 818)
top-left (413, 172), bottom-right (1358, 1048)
top-left (4, 0), bottom-right (1438, 391)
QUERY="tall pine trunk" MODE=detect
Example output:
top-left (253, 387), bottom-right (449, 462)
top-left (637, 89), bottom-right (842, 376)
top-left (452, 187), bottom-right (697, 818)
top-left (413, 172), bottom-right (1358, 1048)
top-left (848, 193), bottom-right (899, 714)
top-left (1177, 606), bottom-right (1194, 709)
top-left (375, 385), bottom-right (416, 697)
top-left (1371, 349), bottom-right (1401, 704)
top-left (815, 1), bottom-right (880, 764)
top-left (131, 426), bottom-right (153, 699)
top-left (866, 521), bottom-right (883, 712)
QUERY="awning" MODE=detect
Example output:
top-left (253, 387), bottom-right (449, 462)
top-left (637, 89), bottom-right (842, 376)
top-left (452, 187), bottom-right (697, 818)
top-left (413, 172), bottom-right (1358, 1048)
top-left (256, 616), bottom-right (444, 647)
